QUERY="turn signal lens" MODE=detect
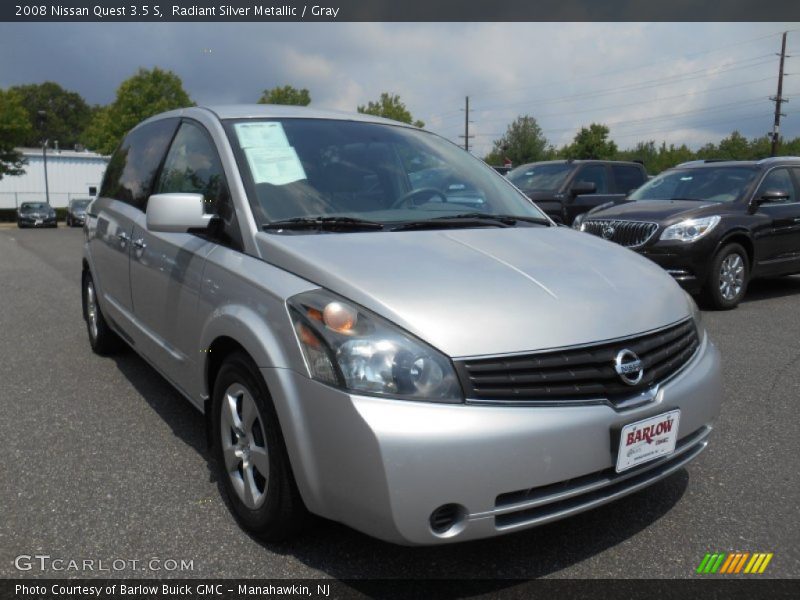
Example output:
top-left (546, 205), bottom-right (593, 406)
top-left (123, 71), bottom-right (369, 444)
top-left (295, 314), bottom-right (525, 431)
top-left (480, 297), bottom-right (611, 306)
top-left (323, 302), bottom-right (358, 333)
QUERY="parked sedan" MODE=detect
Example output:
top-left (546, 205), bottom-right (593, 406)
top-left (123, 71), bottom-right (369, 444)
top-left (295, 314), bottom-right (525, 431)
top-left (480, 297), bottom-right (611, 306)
top-left (81, 105), bottom-right (721, 545)
top-left (17, 202), bottom-right (57, 228)
top-left (578, 157), bottom-right (800, 309)
top-left (66, 198), bottom-right (92, 227)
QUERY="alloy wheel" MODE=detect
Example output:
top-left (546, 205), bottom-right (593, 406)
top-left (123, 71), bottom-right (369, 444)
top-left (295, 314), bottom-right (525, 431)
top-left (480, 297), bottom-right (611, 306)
top-left (719, 253), bottom-right (744, 301)
top-left (220, 383), bottom-right (269, 510)
top-left (85, 279), bottom-right (99, 341)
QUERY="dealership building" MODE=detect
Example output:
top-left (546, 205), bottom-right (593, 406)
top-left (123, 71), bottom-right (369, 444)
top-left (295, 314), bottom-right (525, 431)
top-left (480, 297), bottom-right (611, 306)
top-left (0, 147), bottom-right (108, 209)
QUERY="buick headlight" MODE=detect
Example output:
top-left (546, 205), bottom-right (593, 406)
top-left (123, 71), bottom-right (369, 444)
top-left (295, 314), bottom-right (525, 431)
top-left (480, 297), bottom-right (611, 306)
top-left (660, 216), bottom-right (720, 242)
top-left (288, 290), bottom-right (463, 403)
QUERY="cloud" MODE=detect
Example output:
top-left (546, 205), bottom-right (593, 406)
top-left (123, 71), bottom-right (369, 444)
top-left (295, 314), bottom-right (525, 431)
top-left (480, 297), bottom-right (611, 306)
top-left (1, 21), bottom-right (797, 156)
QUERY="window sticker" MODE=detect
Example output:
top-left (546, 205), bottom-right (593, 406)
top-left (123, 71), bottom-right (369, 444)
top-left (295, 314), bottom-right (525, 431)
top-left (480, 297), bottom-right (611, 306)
top-left (244, 146), bottom-right (307, 186)
top-left (234, 121), bottom-right (290, 149)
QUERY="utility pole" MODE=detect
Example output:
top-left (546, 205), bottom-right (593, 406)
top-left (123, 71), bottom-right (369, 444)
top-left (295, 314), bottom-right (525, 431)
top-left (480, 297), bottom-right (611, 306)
top-left (459, 96), bottom-right (475, 152)
top-left (770, 31), bottom-right (788, 157)
top-left (37, 111), bottom-right (50, 205)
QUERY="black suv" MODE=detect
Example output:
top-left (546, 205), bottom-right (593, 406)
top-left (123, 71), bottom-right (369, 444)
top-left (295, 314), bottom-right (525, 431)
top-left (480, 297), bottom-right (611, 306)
top-left (578, 157), bottom-right (800, 309)
top-left (506, 159), bottom-right (648, 225)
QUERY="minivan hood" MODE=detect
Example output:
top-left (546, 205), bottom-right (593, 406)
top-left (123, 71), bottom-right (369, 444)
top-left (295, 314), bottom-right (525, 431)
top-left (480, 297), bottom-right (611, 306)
top-left (255, 227), bottom-right (690, 358)
top-left (589, 199), bottom-right (717, 222)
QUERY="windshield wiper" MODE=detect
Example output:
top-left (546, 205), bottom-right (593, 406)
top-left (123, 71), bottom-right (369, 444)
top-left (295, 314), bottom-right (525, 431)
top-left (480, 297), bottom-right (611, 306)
top-left (263, 216), bottom-right (384, 232)
top-left (391, 213), bottom-right (550, 231)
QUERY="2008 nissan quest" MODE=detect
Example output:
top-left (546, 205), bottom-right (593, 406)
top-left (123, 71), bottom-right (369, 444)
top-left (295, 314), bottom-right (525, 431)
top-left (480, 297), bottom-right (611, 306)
top-left (81, 106), bottom-right (722, 545)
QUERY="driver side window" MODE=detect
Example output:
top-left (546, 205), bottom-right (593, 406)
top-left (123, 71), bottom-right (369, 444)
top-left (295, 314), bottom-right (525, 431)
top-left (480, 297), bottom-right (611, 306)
top-left (756, 169), bottom-right (796, 204)
top-left (156, 121), bottom-right (242, 250)
top-left (575, 164), bottom-right (609, 193)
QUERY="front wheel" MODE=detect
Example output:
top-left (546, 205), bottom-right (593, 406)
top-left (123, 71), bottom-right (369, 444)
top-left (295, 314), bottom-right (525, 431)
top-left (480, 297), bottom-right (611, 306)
top-left (212, 353), bottom-right (309, 541)
top-left (702, 243), bottom-right (749, 310)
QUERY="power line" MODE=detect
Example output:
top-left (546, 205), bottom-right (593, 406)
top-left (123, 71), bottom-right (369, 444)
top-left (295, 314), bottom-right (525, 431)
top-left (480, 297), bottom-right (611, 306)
top-left (469, 28), bottom-right (796, 103)
top-left (472, 55), bottom-right (777, 113)
top-left (467, 78), bottom-right (777, 125)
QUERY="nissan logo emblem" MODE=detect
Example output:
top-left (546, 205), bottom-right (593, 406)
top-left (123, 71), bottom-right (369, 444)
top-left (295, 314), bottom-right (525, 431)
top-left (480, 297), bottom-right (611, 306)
top-left (602, 225), bottom-right (615, 239)
top-left (614, 349), bottom-right (643, 385)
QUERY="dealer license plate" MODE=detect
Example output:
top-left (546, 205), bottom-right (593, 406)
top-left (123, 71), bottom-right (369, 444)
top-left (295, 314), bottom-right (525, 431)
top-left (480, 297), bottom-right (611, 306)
top-left (35, 219), bottom-right (42, 225)
top-left (616, 409), bottom-right (680, 473)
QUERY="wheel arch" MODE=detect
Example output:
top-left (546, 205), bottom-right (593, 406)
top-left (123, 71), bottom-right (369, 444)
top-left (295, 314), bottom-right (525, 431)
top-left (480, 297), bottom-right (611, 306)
top-left (716, 230), bottom-right (754, 269)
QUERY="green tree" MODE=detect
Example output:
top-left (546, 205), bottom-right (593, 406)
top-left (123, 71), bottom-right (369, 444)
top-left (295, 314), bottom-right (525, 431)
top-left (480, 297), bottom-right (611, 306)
top-left (83, 67), bottom-right (193, 155)
top-left (258, 85), bottom-right (311, 106)
top-left (357, 93), bottom-right (424, 127)
top-left (484, 115), bottom-right (549, 165)
top-left (10, 81), bottom-right (92, 149)
top-left (0, 89), bottom-right (32, 181)
top-left (715, 131), bottom-right (751, 160)
top-left (564, 123), bottom-right (618, 159)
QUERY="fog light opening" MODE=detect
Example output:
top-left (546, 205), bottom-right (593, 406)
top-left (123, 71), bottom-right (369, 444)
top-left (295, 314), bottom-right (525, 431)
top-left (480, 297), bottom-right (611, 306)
top-left (429, 503), bottom-right (467, 537)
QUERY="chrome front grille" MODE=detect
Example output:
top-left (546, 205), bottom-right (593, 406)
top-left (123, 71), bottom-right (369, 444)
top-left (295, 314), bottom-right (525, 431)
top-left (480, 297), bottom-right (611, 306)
top-left (582, 219), bottom-right (659, 247)
top-left (454, 319), bottom-right (699, 404)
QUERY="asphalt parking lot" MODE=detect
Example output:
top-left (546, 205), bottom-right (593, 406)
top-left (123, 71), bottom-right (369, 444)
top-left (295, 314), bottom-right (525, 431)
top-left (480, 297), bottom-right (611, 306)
top-left (1, 225), bottom-right (798, 581)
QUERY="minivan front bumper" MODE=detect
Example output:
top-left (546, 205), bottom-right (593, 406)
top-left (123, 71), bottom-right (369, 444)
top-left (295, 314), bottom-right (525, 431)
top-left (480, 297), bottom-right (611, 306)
top-left (263, 333), bottom-right (721, 545)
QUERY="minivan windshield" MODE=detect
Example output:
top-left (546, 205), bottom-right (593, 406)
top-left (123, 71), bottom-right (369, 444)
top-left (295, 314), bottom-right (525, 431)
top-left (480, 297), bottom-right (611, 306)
top-left (628, 166), bottom-right (759, 203)
top-left (71, 200), bottom-right (91, 209)
top-left (226, 119), bottom-right (548, 230)
top-left (507, 163), bottom-right (573, 192)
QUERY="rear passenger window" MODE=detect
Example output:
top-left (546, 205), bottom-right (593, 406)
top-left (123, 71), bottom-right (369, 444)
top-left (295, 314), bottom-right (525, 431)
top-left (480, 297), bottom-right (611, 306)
top-left (575, 164), bottom-right (608, 193)
top-left (612, 165), bottom-right (646, 194)
top-left (99, 118), bottom-right (179, 211)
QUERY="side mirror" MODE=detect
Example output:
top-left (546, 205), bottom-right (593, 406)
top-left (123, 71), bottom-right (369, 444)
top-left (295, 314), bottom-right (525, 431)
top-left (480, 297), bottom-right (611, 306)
top-left (570, 181), bottom-right (597, 196)
top-left (146, 193), bottom-right (213, 233)
top-left (749, 189), bottom-right (791, 213)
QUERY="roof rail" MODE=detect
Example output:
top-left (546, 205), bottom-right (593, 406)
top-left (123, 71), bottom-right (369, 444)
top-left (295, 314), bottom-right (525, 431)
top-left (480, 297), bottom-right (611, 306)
top-left (757, 156), bottom-right (800, 165)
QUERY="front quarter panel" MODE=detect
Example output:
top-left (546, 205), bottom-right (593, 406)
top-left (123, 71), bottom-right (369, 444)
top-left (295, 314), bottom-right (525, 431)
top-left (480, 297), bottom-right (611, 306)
top-left (195, 245), bottom-right (318, 399)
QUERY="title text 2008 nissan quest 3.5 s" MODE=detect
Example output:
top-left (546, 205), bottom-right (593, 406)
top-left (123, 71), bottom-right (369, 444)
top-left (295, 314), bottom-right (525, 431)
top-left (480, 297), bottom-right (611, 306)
top-left (81, 106), bottom-right (721, 545)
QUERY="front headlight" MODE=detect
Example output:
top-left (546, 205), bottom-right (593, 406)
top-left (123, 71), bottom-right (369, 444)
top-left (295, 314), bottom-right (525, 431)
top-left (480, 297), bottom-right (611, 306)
top-left (660, 215), bottom-right (720, 242)
top-left (572, 213), bottom-right (585, 230)
top-left (288, 289), bottom-right (463, 403)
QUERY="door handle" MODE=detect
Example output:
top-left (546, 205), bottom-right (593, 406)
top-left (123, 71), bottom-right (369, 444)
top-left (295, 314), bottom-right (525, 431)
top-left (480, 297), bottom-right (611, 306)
top-left (793, 217), bottom-right (800, 223)
top-left (116, 231), bottom-right (130, 245)
top-left (133, 238), bottom-right (146, 250)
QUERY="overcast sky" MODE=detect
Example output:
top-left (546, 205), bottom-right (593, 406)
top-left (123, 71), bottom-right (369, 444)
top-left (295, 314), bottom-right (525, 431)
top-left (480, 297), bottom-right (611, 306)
top-left (1, 22), bottom-right (798, 156)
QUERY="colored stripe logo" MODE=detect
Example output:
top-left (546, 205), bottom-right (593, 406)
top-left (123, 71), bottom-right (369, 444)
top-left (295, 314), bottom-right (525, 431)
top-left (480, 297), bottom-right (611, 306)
top-left (696, 552), bottom-right (773, 574)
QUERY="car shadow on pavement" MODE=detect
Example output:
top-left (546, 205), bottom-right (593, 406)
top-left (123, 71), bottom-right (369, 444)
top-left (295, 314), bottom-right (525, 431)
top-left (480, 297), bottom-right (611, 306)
top-left (109, 351), bottom-right (210, 461)
top-left (108, 348), bottom-right (689, 587)
top-left (742, 275), bottom-right (800, 304)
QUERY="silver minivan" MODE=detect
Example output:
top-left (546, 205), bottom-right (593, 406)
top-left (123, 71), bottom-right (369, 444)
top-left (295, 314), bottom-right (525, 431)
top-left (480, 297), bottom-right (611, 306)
top-left (82, 106), bottom-right (722, 545)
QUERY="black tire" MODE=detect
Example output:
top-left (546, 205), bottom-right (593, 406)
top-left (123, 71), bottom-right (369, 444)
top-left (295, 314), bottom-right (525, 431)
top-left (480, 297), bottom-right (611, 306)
top-left (211, 352), bottom-right (309, 541)
top-left (82, 270), bottom-right (123, 355)
top-left (66, 215), bottom-right (71, 227)
top-left (702, 243), bottom-right (749, 310)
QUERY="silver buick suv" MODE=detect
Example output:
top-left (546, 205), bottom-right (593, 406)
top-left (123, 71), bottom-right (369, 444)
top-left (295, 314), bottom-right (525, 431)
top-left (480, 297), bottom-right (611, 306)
top-left (81, 105), bottom-right (722, 545)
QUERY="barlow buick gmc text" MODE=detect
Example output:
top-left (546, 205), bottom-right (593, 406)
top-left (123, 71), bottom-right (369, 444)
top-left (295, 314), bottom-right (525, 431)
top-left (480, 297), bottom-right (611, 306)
top-left (81, 105), bottom-right (722, 544)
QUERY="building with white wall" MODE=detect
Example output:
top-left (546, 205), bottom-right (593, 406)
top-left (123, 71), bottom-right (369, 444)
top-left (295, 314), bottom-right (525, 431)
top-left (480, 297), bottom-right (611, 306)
top-left (0, 147), bottom-right (109, 209)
